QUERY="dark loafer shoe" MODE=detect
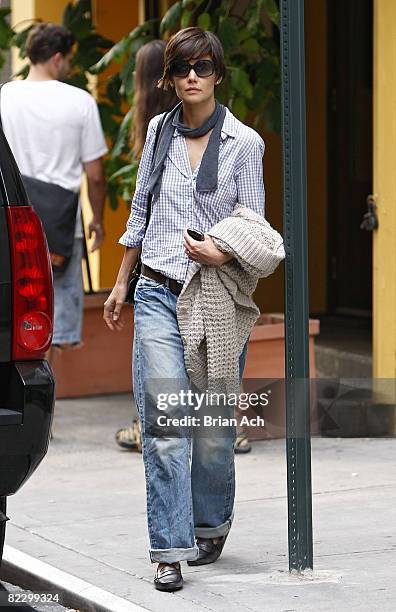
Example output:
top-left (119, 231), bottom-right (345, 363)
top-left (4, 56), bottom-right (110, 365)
top-left (187, 533), bottom-right (229, 566)
top-left (154, 562), bottom-right (183, 592)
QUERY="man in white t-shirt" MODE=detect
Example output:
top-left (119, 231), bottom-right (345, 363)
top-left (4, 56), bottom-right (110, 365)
top-left (2, 23), bottom-right (108, 354)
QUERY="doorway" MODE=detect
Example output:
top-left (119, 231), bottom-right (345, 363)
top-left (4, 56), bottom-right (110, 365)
top-left (327, 0), bottom-right (373, 317)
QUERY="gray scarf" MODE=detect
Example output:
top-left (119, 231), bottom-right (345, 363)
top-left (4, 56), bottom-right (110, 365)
top-left (148, 100), bottom-right (226, 196)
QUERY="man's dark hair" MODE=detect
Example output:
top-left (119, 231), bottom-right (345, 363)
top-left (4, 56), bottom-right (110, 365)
top-left (26, 23), bottom-right (75, 64)
top-left (158, 27), bottom-right (226, 90)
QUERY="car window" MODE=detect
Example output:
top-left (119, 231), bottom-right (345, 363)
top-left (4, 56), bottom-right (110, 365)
top-left (0, 129), bottom-right (29, 206)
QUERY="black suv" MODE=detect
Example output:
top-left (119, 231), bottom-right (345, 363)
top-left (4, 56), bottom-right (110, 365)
top-left (0, 128), bottom-right (54, 566)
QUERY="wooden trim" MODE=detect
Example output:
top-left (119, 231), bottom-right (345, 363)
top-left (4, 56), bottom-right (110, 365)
top-left (373, 0), bottom-right (396, 377)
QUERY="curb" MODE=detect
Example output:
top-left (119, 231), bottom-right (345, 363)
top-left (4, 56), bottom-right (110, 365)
top-left (1, 545), bottom-right (148, 612)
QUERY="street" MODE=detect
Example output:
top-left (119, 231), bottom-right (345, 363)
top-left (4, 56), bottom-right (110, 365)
top-left (0, 394), bottom-right (395, 611)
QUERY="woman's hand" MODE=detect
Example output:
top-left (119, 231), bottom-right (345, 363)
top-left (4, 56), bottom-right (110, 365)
top-left (103, 246), bottom-right (140, 330)
top-left (103, 282), bottom-right (128, 331)
top-left (183, 230), bottom-right (233, 266)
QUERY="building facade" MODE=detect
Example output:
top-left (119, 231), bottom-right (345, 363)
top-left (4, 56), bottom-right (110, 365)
top-left (9, 0), bottom-right (396, 389)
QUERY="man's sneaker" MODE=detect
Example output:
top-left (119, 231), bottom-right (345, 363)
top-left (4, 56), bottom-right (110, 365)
top-left (154, 562), bottom-right (183, 592)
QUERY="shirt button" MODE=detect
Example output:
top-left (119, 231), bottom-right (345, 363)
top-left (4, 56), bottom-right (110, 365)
top-left (186, 368), bottom-right (194, 375)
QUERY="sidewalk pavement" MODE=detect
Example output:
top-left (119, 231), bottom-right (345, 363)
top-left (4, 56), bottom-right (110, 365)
top-left (2, 394), bottom-right (396, 612)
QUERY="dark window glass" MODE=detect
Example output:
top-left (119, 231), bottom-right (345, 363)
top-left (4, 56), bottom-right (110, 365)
top-left (0, 129), bottom-right (29, 207)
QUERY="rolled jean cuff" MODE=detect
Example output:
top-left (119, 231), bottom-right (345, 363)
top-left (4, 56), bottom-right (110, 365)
top-left (149, 545), bottom-right (199, 563)
top-left (194, 510), bottom-right (234, 539)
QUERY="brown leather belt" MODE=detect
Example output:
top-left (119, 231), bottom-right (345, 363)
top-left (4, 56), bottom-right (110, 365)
top-left (141, 264), bottom-right (183, 296)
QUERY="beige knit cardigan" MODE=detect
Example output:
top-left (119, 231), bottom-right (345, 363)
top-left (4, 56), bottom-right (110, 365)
top-left (176, 203), bottom-right (285, 396)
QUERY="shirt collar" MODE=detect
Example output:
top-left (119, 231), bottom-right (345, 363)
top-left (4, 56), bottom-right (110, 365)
top-left (172, 107), bottom-right (236, 140)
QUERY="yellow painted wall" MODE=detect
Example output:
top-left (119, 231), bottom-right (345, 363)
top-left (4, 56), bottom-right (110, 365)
top-left (94, 0), bottom-right (141, 289)
top-left (35, 0), bottom-right (66, 23)
top-left (373, 0), bottom-right (396, 378)
top-left (11, 0), bottom-right (34, 27)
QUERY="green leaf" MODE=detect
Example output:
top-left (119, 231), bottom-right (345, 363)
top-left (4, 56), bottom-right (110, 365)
top-left (90, 36), bottom-right (130, 73)
top-left (105, 74), bottom-right (122, 109)
top-left (0, 9), bottom-right (13, 49)
top-left (111, 108), bottom-right (133, 159)
top-left (87, 33), bottom-right (114, 49)
top-left (248, 62), bottom-right (275, 108)
top-left (240, 38), bottom-right (259, 53)
top-left (232, 97), bottom-right (247, 121)
top-left (63, 0), bottom-right (93, 39)
top-left (261, 0), bottom-right (280, 27)
top-left (128, 21), bottom-right (153, 40)
top-left (237, 28), bottom-right (251, 45)
top-left (180, 11), bottom-right (192, 28)
top-left (75, 36), bottom-right (114, 70)
top-left (0, 23), bottom-right (13, 50)
top-left (160, 2), bottom-right (182, 35)
top-left (121, 183), bottom-right (132, 203)
top-left (264, 95), bottom-right (281, 132)
top-left (109, 163), bottom-right (135, 182)
top-left (108, 188), bottom-right (119, 211)
top-left (11, 63), bottom-right (29, 79)
top-left (105, 156), bottom-right (125, 178)
top-left (119, 51), bottom-right (137, 100)
top-left (230, 67), bottom-right (253, 99)
top-left (197, 12), bottom-right (211, 30)
top-left (77, 34), bottom-right (114, 69)
top-left (218, 18), bottom-right (238, 52)
top-left (12, 25), bottom-right (33, 56)
top-left (66, 71), bottom-right (88, 91)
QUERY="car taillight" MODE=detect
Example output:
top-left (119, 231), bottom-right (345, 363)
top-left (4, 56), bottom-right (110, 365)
top-left (6, 206), bottom-right (53, 360)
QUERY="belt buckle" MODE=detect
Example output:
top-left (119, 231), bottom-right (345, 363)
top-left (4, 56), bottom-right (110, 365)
top-left (164, 277), bottom-right (171, 289)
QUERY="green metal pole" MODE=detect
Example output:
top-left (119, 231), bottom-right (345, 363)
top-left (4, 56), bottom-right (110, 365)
top-left (280, 0), bottom-right (313, 571)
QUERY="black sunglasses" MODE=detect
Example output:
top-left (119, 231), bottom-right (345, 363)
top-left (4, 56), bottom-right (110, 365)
top-left (170, 59), bottom-right (215, 78)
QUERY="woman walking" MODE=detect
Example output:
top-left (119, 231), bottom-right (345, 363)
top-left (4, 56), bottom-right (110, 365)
top-left (104, 27), bottom-right (267, 591)
top-left (114, 39), bottom-right (177, 452)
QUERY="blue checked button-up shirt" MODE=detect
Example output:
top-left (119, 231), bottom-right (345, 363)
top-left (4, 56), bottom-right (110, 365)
top-left (119, 107), bottom-right (265, 283)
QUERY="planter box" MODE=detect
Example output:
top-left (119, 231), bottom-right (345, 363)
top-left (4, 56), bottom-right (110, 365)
top-left (241, 314), bottom-right (320, 440)
top-left (52, 292), bottom-right (134, 398)
top-left (53, 301), bottom-right (320, 442)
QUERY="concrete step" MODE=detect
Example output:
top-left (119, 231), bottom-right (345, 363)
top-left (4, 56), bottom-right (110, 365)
top-left (315, 344), bottom-right (372, 378)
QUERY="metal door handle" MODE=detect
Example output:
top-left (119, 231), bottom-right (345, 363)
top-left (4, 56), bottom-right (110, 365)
top-left (360, 195), bottom-right (378, 231)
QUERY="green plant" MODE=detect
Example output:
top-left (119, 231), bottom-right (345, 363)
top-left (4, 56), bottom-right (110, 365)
top-left (0, 8), bottom-right (13, 71)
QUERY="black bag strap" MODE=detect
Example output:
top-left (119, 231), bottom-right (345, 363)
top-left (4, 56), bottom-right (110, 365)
top-left (143, 112), bottom-right (166, 237)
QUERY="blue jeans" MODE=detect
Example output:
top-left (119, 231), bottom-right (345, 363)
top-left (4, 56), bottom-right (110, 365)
top-left (133, 275), bottom-right (248, 564)
top-left (52, 238), bottom-right (83, 346)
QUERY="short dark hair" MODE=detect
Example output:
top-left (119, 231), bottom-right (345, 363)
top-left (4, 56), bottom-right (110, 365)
top-left (158, 27), bottom-right (226, 90)
top-left (26, 23), bottom-right (75, 65)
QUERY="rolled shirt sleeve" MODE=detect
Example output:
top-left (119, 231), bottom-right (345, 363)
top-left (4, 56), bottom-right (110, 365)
top-left (235, 137), bottom-right (265, 217)
top-left (119, 115), bottom-right (161, 248)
